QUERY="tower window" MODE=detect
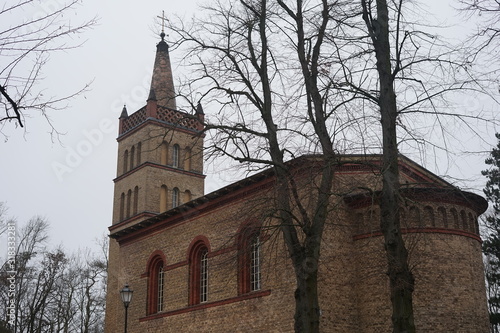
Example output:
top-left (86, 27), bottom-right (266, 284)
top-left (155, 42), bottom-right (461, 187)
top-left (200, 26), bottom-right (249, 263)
top-left (130, 146), bottom-right (135, 170)
top-left (160, 185), bottom-right (168, 212)
top-left (172, 144), bottom-right (180, 168)
top-left (119, 192), bottom-right (125, 221)
top-left (126, 189), bottom-right (132, 218)
top-left (137, 142), bottom-right (142, 165)
top-left (133, 186), bottom-right (139, 215)
top-left (172, 187), bottom-right (180, 208)
top-left (124, 150), bottom-right (129, 173)
top-left (184, 147), bottom-right (192, 170)
top-left (161, 142), bottom-right (168, 165)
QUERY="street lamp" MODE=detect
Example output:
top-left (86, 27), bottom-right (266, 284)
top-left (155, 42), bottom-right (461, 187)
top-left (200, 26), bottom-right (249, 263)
top-left (120, 284), bottom-right (133, 333)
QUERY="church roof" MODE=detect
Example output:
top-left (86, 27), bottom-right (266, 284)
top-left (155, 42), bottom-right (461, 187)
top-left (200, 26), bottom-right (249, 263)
top-left (109, 154), bottom-right (487, 241)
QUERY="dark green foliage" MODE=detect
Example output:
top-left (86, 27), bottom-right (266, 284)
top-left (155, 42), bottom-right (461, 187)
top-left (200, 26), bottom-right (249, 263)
top-left (482, 133), bottom-right (500, 332)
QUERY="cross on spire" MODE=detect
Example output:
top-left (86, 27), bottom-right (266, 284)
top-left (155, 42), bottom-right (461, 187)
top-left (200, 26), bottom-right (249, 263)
top-left (157, 10), bottom-right (168, 40)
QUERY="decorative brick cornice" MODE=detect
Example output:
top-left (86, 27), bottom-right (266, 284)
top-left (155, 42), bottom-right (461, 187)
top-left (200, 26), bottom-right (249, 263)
top-left (353, 227), bottom-right (482, 242)
top-left (343, 187), bottom-right (487, 214)
top-left (113, 162), bottom-right (205, 183)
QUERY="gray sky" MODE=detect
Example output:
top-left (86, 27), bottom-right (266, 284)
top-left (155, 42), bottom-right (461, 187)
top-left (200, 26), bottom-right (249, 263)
top-left (0, 0), bottom-right (497, 253)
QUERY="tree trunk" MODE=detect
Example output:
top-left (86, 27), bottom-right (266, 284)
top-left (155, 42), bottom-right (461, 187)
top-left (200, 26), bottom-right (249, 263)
top-left (294, 265), bottom-right (320, 332)
top-left (362, 0), bottom-right (416, 331)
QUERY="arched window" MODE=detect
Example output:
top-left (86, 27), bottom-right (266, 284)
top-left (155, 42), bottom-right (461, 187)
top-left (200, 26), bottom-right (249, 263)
top-left (469, 212), bottom-right (477, 233)
top-left (123, 150), bottom-right (129, 173)
top-left (133, 186), bottom-right (139, 215)
top-left (184, 147), bottom-right (192, 170)
top-left (172, 144), bottom-right (180, 168)
top-left (184, 190), bottom-right (192, 203)
top-left (126, 189), bottom-right (132, 218)
top-left (146, 252), bottom-right (165, 314)
top-left (130, 146), bottom-right (135, 170)
top-left (450, 208), bottom-right (459, 229)
top-left (161, 142), bottom-right (168, 165)
top-left (409, 206), bottom-right (421, 227)
top-left (424, 206), bottom-right (435, 227)
top-left (136, 142), bottom-right (142, 165)
top-left (239, 228), bottom-right (261, 294)
top-left (188, 239), bottom-right (209, 305)
top-left (250, 235), bottom-right (261, 292)
top-left (172, 187), bottom-right (180, 208)
top-left (119, 192), bottom-right (125, 221)
top-left (437, 207), bottom-right (448, 228)
top-left (460, 210), bottom-right (468, 231)
top-left (160, 185), bottom-right (168, 212)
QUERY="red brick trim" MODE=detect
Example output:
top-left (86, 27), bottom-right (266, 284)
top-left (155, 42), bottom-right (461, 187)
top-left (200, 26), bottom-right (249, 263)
top-left (113, 162), bottom-right (205, 183)
top-left (109, 212), bottom-right (157, 231)
top-left (138, 289), bottom-right (271, 322)
top-left (353, 227), bottom-right (482, 242)
top-left (236, 223), bottom-right (261, 295)
top-left (164, 260), bottom-right (187, 271)
top-left (145, 251), bottom-right (166, 315)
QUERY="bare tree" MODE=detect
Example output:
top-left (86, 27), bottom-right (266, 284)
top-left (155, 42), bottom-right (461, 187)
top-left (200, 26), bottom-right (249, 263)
top-left (169, 0), bottom-right (494, 332)
top-left (0, 0), bottom-right (96, 136)
top-left (0, 210), bottom-right (107, 333)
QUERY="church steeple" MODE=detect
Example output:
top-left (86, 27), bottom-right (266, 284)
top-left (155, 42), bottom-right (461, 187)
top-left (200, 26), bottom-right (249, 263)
top-left (111, 19), bottom-right (205, 227)
top-left (149, 31), bottom-right (176, 110)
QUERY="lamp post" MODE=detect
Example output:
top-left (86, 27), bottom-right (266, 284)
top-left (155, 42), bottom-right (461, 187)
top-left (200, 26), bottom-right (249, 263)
top-left (120, 284), bottom-right (133, 333)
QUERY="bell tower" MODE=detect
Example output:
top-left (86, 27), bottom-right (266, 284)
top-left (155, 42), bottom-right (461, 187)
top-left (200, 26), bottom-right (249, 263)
top-left (111, 32), bottom-right (205, 227)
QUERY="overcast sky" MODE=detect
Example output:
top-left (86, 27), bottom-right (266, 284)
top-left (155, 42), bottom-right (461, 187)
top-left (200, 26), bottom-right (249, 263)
top-left (0, 0), bottom-right (497, 254)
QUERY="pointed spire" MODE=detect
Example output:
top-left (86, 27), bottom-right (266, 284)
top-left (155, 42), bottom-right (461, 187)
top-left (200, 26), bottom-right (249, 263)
top-left (196, 102), bottom-right (204, 115)
top-left (150, 17), bottom-right (176, 111)
top-left (119, 105), bottom-right (128, 119)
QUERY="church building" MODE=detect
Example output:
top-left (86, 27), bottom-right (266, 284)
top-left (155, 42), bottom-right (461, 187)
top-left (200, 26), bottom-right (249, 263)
top-left (104, 32), bottom-right (490, 332)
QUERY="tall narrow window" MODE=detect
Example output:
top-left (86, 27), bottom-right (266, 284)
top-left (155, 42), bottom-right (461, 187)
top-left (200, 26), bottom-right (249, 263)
top-left (200, 249), bottom-right (208, 303)
top-left (189, 239), bottom-right (209, 305)
top-left (172, 187), bottom-right (179, 208)
top-left (119, 193), bottom-right (125, 221)
top-left (184, 147), bottom-right (192, 170)
top-left (160, 185), bottom-right (168, 212)
top-left (157, 265), bottom-right (164, 312)
top-left (136, 142), bottom-right (142, 165)
top-left (123, 150), bottom-right (129, 173)
top-left (126, 189), bottom-right (132, 218)
top-left (172, 144), bottom-right (180, 168)
top-left (130, 146), bottom-right (135, 170)
top-left (161, 142), bottom-right (168, 165)
top-left (184, 190), bottom-right (192, 203)
top-left (146, 252), bottom-right (165, 315)
top-left (239, 228), bottom-right (262, 294)
top-left (133, 186), bottom-right (139, 215)
top-left (250, 236), bottom-right (261, 291)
